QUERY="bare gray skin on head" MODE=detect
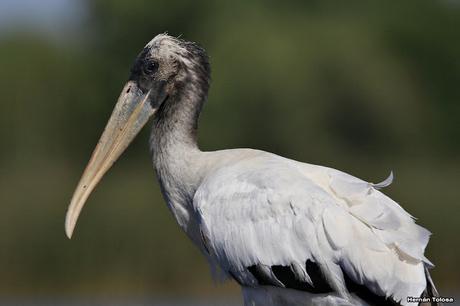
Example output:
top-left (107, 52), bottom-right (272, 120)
top-left (129, 34), bottom-right (210, 149)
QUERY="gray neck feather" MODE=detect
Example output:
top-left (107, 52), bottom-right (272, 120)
top-left (149, 74), bottom-right (208, 229)
top-left (148, 78), bottom-right (208, 241)
top-left (150, 78), bottom-right (205, 159)
top-left (146, 40), bottom-right (211, 242)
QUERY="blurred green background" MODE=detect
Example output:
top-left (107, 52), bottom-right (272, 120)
top-left (0, 0), bottom-right (459, 304)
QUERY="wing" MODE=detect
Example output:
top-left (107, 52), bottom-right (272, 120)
top-left (193, 153), bottom-right (432, 305)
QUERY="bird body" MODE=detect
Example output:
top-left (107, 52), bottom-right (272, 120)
top-left (66, 34), bottom-right (439, 306)
top-left (155, 145), bottom-right (432, 305)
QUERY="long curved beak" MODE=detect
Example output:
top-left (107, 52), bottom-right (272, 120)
top-left (65, 81), bottom-right (156, 238)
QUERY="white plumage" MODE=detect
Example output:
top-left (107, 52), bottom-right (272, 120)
top-left (65, 34), bottom-right (438, 306)
top-left (193, 150), bottom-right (431, 305)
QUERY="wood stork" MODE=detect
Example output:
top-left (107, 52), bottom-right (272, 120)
top-left (65, 34), bottom-right (440, 306)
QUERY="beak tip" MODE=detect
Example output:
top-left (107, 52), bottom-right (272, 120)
top-left (65, 230), bottom-right (73, 239)
top-left (65, 215), bottom-right (75, 239)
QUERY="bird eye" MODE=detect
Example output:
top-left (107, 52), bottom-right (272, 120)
top-left (143, 61), bottom-right (158, 74)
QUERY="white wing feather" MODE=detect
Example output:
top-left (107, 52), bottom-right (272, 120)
top-left (193, 151), bottom-right (431, 305)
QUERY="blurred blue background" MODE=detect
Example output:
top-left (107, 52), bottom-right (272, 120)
top-left (0, 0), bottom-right (459, 304)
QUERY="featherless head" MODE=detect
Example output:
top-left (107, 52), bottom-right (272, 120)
top-left (129, 34), bottom-right (211, 102)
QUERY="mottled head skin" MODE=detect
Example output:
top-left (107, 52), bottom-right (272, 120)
top-left (126, 34), bottom-right (212, 151)
top-left (129, 34), bottom-right (211, 112)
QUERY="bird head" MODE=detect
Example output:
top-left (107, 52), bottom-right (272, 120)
top-left (65, 34), bottom-right (209, 238)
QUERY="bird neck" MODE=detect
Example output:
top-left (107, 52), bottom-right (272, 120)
top-left (149, 76), bottom-right (209, 195)
top-left (149, 80), bottom-right (208, 240)
top-left (150, 80), bottom-right (206, 157)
